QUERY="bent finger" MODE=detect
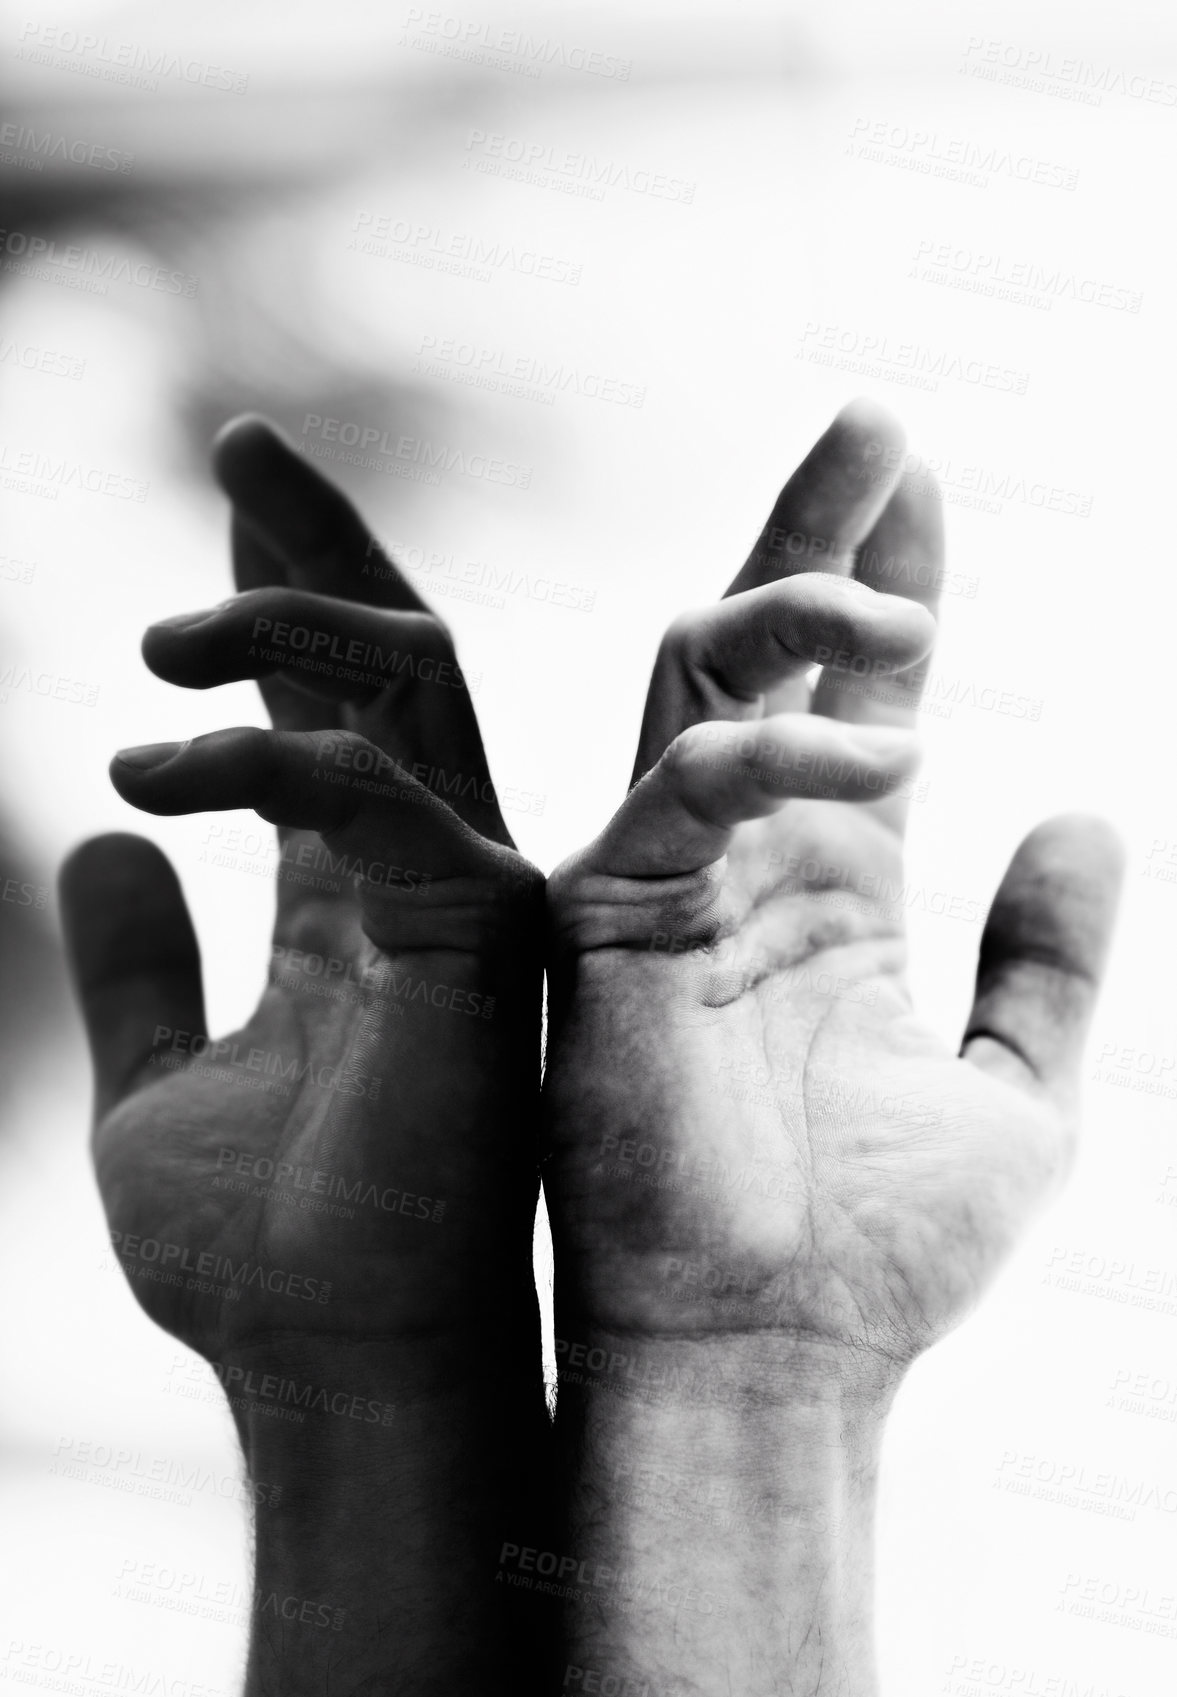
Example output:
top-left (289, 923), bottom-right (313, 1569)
top-left (594, 716), bottom-right (919, 879)
top-left (634, 573), bottom-right (934, 779)
top-left (110, 729), bottom-right (520, 951)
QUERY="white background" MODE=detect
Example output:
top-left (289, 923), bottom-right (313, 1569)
top-left (0, 2), bottom-right (1174, 1692)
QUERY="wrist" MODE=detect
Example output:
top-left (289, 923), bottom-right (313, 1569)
top-left (227, 1329), bottom-right (551, 1696)
top-left (552, 1328), bottom-right (898, 1697)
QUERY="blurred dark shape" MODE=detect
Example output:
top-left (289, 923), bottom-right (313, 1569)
top-left (0, 814), bottom-right (69, 1113)
top-left (0, 76), bottom-right (512, 491)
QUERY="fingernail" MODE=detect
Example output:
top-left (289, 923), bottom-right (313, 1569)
top-left (149, 610), bottom-right (213, 632)
top-left (115, 742), bottom-right (182, 771)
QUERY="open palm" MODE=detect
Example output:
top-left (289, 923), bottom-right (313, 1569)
top-left (62, 421), bottom-right (542, 1365)
top-left (543, 402), bottom-right (1120, 1366)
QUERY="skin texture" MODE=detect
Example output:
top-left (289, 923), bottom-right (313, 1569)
top-left (59, 420), bottom-right (549, 1695)
top-left (541, 399), bottom-right (1123, 1693)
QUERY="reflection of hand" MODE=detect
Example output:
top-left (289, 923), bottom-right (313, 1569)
top-left (542, 402), bottom-right (1122, 1693)
top-left (62, 420), bottom-right (548, 1695)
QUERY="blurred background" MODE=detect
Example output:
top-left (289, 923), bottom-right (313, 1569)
top-left (1, 0), bottom-right (1174, 1691)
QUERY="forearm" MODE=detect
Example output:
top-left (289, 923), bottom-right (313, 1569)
top-left (550, 1328), bottom-right (897, 1697)
top-left (229, 1328), bottom-right (552, 1696)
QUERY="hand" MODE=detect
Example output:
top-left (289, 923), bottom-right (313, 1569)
top-left (543, 398), bottom-right (1122, 1369)
top-left (61, 419), bottom-right (543, 1369)
top-left (60, 423), bottom-right (550, 1693)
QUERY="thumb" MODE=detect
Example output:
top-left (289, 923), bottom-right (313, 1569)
top-left (962, 814), bottom-right (1124, 1106)
top-left (59, 834), bottom-right (207, 1120)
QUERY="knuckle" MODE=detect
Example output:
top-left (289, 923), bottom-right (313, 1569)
top-left (225, 586), bottom-right (296, 629)
top-left (659, 609), bottom-right (705, 666)
top-left (665, 719), bottom-right (716, 773)
top-left (417, 611), bottom-right (457, 660)
top-left (313, 726), bottom-right (369, 761)
top-left (234, 724), bottom-right (274, 759)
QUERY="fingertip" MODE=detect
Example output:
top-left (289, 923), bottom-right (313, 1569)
top-left (894, 595), bottom-right (938, 659)
top-left (832, 396), bottom-right (906, 463)
top-left (1009, 814), bottom-right (1126, 963)
top-left (59, 833), bottom-right (190, 974)
top-left (58, 834), bottom-right (206, 1112)
top-left (807, 567), bottom-right (937, 665)
top-left (141, 604), bottom-right (238, 688)
top-left (60, 831), bottom-right (154, 909)
top-left (109, 743), bottom-right (188, 809)
top-left (212, 411), bottom-right (285, 463)
top-left (211, 414), bottom-right (296, 506)
top-left (985, 812), bottom-right (1126, 994)
top-left (844, 574), bottom-right (938, 651)
top-left (1021, 812), bottom-right (1126, 882)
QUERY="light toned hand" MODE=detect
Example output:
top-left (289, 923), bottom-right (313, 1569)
top-left (543, 398), bottom-right (1122, 1366)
